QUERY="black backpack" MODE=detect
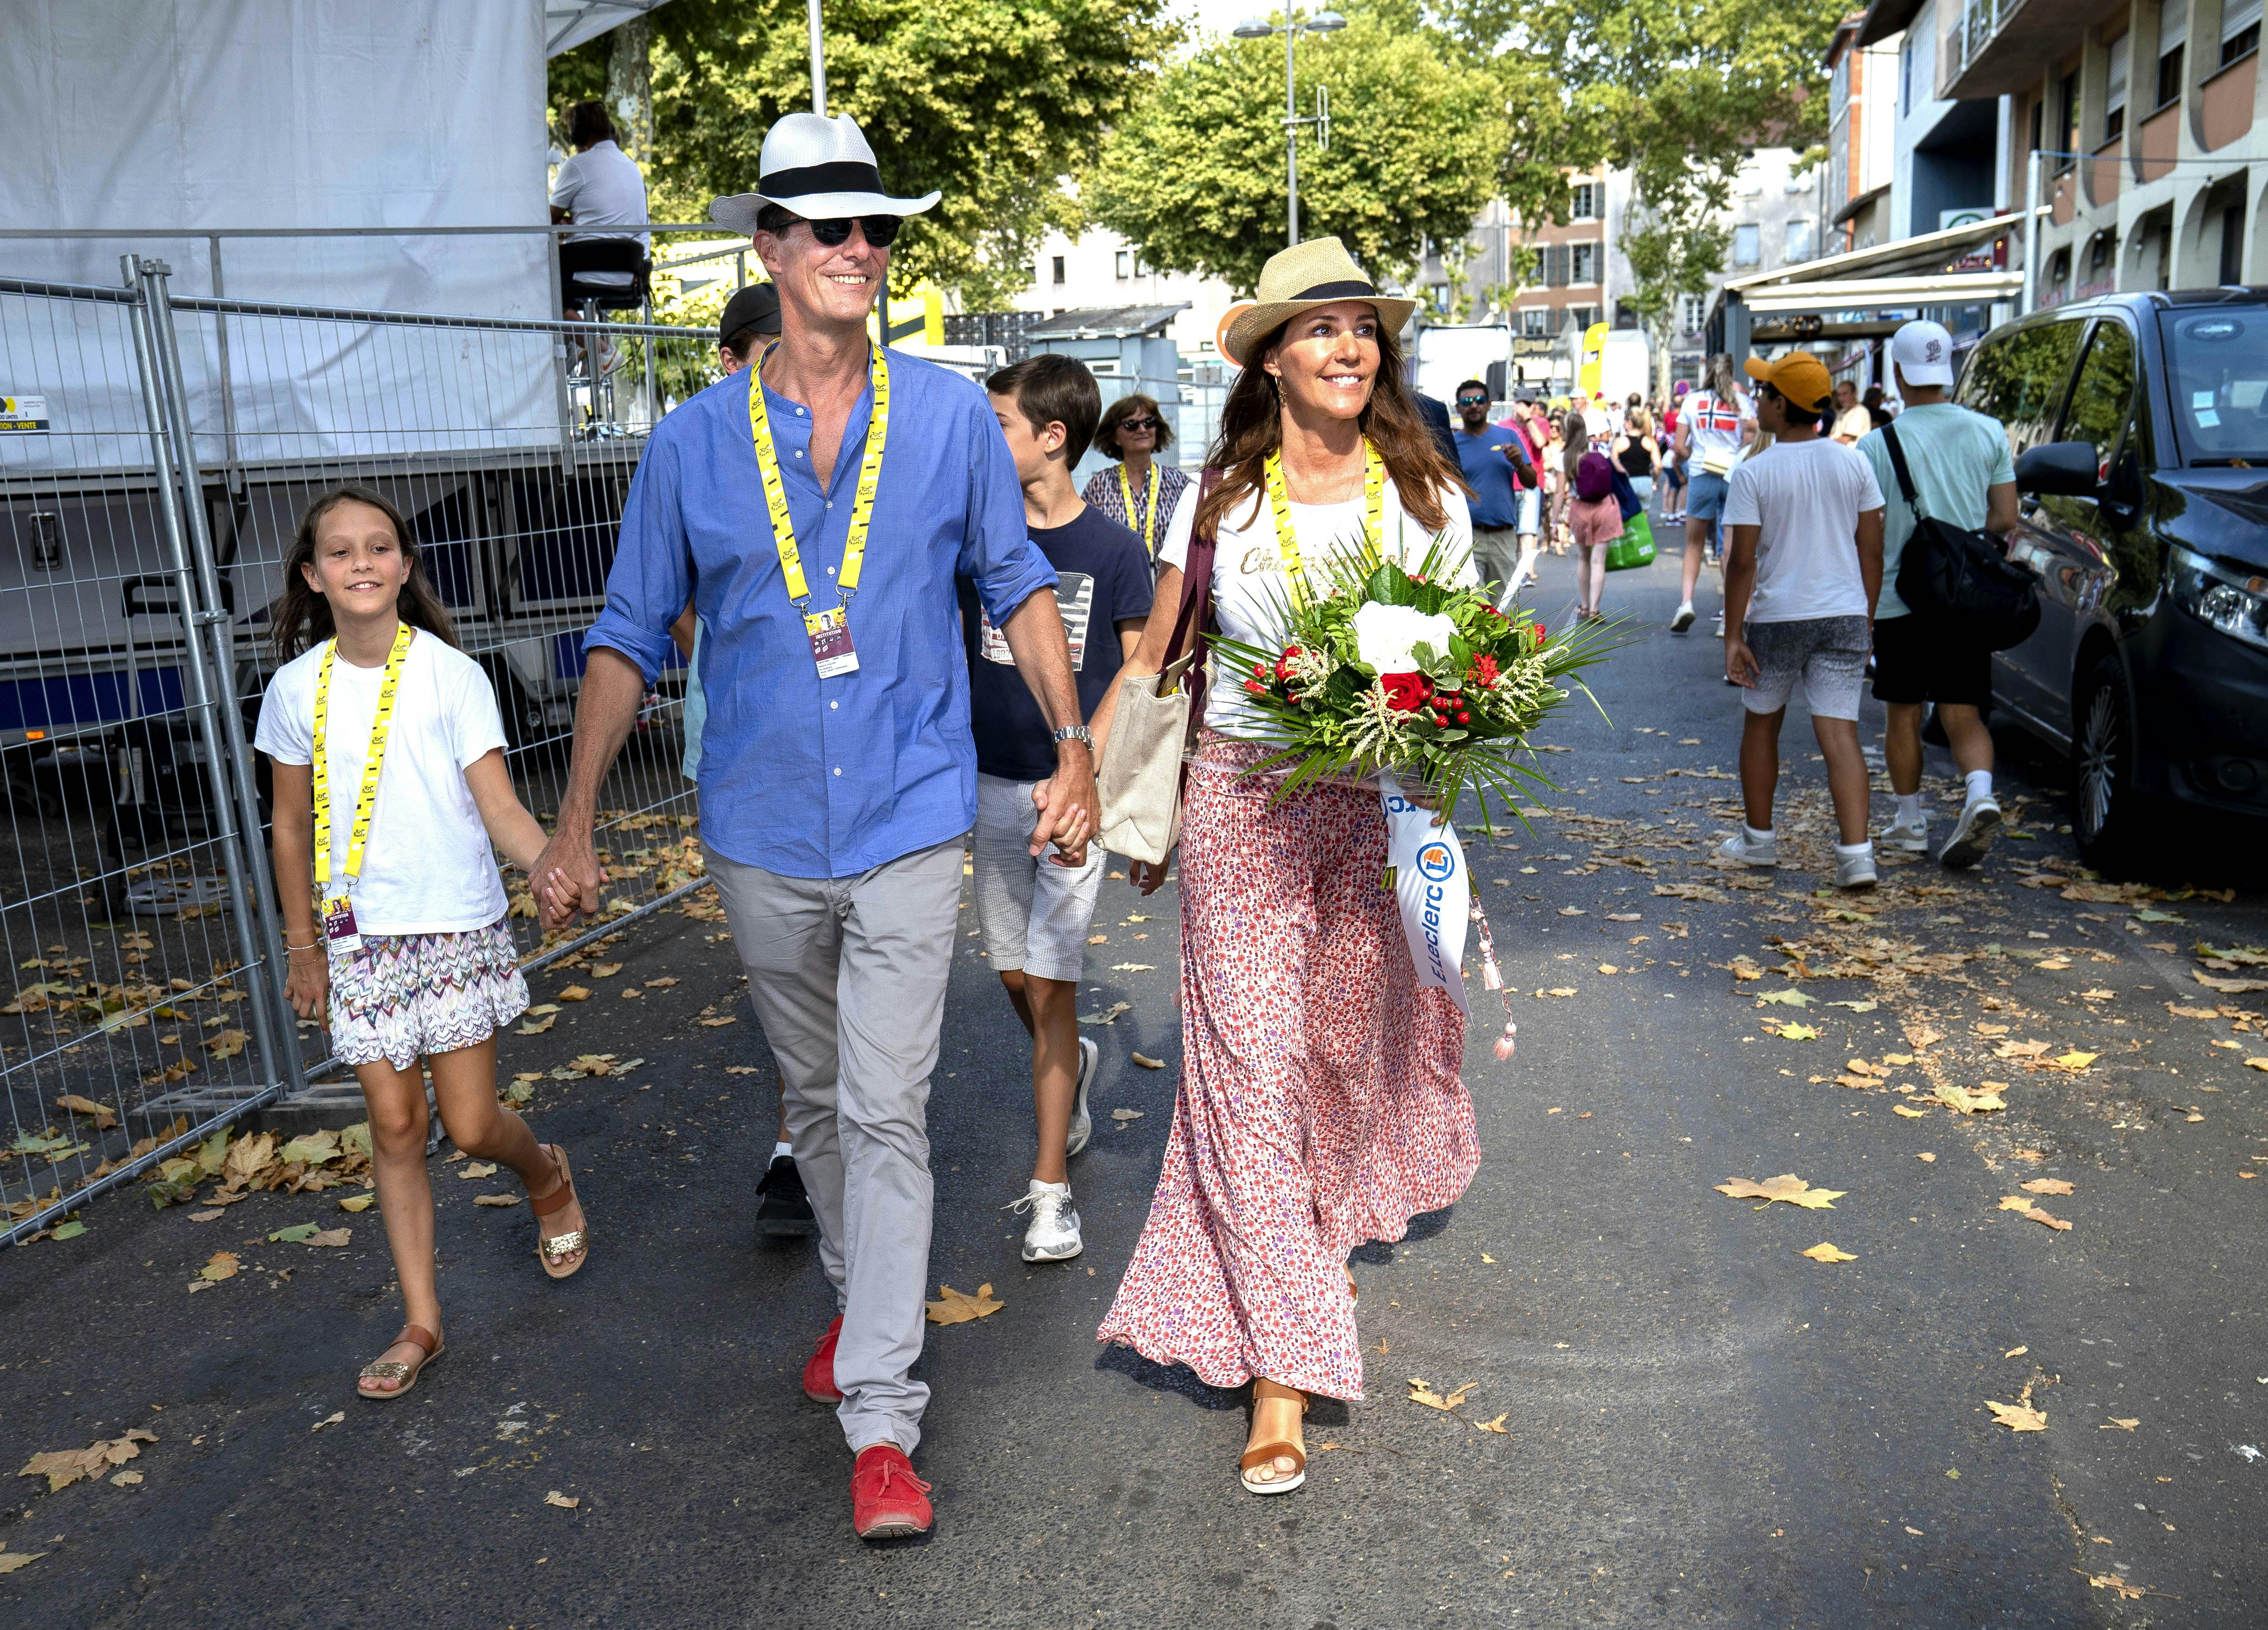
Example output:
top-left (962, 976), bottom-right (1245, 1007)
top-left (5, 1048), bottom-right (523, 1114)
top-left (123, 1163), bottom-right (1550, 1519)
top-left (1880, 422), bottom-right (2040, 651)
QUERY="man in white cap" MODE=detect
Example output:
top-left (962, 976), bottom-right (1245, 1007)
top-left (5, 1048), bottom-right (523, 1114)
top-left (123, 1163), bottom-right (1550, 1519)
top-left (1854, 318), bottom-right (2018, 868)
top-left (537, 113), bottom-right (1098, 1542)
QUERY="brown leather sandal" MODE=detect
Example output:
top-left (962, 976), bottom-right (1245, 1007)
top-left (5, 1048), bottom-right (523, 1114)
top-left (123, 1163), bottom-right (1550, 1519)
top-left (532, 1143), bottom-right (588, 1279)
top-left (358, 1323), bottom-right (443, 1400)
top-left (1240, 1377), bottom-right (1308, 1496)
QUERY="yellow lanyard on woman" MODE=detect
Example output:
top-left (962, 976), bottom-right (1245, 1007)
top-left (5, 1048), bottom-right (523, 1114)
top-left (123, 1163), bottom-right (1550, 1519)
top-left (747, 343), bottom-right (890, 677)
top-left (1263, 440), bottom-right (1384, 607)
top-left (1118, 461), bottom-right (1161, 557)
top-left (312, 620), bottom-right (413, 894)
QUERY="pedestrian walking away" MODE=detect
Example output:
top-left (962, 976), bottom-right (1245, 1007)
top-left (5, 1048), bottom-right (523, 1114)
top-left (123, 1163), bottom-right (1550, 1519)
top-left (1716, 351), bottom-right (1887, 891)
top-left (1660, 384), bottom-right (1688, 520)
top-left (1670, 355), bottom-right (1755, 632)
top-left (1453, 378), bottom-right (1540, 607)
top-left (668, 283), bottom-right (819, 1243)
top-left (1856, 318), bottom-right (2020, 869)
top-left (1089, 236), bottom-right (1480, 1500)
top-left (536, 111), bottom-right (1098, 1544)
top-left (1083, 392), bottom-right (1192, 560)
top-left (1564, 410), bottom-right (1621, 622)
top-left (255, 485), bottom-right (591, 1405)
top-left (964, 354), bottom-right (1154, 1263)
top-left (1613, 407), bottom-right (1659, 512)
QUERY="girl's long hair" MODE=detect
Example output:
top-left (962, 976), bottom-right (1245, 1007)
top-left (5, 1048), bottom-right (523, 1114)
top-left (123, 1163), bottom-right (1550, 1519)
top-left (1704, 352), bottom-right (1742, 405)
top-left (1560, 410), bottom-right (1590, 479)
top-left (1196, 315), bottom-right (1464, 538)
top-left (272, 483), bottom-right (461, 661)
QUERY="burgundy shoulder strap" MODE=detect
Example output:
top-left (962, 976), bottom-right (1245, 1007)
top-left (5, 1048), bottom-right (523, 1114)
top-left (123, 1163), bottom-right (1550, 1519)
top-left (1159, 466), bottom-right (1224, 674)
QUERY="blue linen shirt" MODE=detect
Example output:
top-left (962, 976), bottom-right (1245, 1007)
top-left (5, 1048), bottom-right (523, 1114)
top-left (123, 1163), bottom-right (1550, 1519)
top-left (584, 348), bottom-right (1058, 879)
top-left (1454, 424), bottom-right (1524, 530)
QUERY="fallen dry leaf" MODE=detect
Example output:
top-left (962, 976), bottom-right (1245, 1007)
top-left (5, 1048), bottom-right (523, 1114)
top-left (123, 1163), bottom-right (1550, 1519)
top-left (305, 1227), bottom-right (351, 1247)
top-left (557, 985), bottom-right (592, 1002)
top-left (517, 1014), bottom-right (557, 1035)
top-left (1130, 1052), bottom-right (1165, 1069)
top-left (544, 1490), bottom-right (580, 1509)
top-left (472, 1193), bottom-right (522, 1208)
top-left (2077, 1572), bottom-right (2146, 1601)
top-left (2099, 1417), bottom-right (2139, 1432)
top-left (925, 1283), bottom-right (1004, 1325)
top-left (1986, 1399), bottom-right (2047, 1432)
top-left (459, 1162), bottom-right (498, 1179)
top-left (1772, 1023), bottom-right (1820, 1041)
top-left (1407, 1376), bottom-right (1476, 1412)
top-left (1110, 1107), bottom-right (1143, 1121)
top-left (2020, 1178), bottom-right (2074, 1196)
top-left (2004, 1346), bottom-right (2028, 1358)
top-left (1916, 1152), bottom-right (1937, 1162)
top-left (338, 1193), bottom-right (375, 1213)
top-left (198, 1251), bottom-right (239, 1282)
top-left (1936, 1084), bottom-right (2007, 1115)
top-left (1999, 1196), bottom-right (2073, 1231)
top-left (2049, 1050), bottom-right (2098, 1071)
top-left (0, 1550), bottom-right (45, 1573)
top-left (697, 1015), bottom-right (738, 1027)
top-left (188, 1208), bottom-right (224, 1222)
top-left (1474, 1414), bottom-right (1510, 1434)
top-left (205, 1028), bottom-right (248, 1060)
top-left (19, 1427), bottom-right (156, 1492)
top-left (1893, 1104), bottom-right (1930, 1118)
top-left (56, 1093), bottom-right (118, 1129)
top-left (311, 1411), bottom-right (345, 1430)
top-left (1716, 1174), bottom-right (1844, 1209)
top-left (1800, 1242), bottom-right (1856, 1263)
top-left (592, 963), bottom-right (623, 978)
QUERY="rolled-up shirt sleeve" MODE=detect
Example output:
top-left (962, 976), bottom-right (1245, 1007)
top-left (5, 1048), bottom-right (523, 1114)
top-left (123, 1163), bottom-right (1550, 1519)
top-left (957, 400), bottom-right (1057, 623)
top-left (584, 432), bottom-right (689, 684)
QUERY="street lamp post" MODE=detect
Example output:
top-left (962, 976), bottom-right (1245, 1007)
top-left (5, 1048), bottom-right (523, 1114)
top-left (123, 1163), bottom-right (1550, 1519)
top-left (1232, 10), bottom-right (1344, 245)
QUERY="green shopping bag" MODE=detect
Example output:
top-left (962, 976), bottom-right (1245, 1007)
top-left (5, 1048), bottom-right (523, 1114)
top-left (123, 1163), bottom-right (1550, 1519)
top-left (1604, 511), bottom-right (1656, 572)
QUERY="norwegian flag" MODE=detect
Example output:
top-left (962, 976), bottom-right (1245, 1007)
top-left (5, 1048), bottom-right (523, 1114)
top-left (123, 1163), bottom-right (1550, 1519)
top-left (1691, 393), bottom-right (1744, 436)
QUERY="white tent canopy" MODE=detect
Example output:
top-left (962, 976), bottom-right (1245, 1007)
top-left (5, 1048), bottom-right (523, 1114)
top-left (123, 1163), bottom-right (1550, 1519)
top-left (546, 0), bottom-right (677, 56)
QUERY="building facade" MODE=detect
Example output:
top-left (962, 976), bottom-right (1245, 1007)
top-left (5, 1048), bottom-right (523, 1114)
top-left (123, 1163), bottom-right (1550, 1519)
top-left (1827, 12), bottom-right (1905, 251)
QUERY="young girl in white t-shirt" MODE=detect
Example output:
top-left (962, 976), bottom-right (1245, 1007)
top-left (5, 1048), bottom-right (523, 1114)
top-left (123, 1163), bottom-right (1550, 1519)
top-left (253, 485), bottom-right (592, 1403)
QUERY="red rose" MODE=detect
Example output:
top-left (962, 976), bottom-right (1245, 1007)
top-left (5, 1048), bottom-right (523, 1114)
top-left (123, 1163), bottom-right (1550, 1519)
top-left (1379, 672), bottom-right (1431, 713)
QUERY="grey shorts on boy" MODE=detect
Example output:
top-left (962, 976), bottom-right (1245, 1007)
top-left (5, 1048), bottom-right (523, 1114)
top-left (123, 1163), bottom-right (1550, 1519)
top-left (1740, 615), bottom-right (1871, 720)
top-left (971, 772), bottom-right (1107, 982)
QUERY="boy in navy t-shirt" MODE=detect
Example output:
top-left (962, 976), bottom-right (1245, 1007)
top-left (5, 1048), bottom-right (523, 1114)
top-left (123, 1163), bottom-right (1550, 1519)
top-left (958, 354), bottom-right (1153, 1265)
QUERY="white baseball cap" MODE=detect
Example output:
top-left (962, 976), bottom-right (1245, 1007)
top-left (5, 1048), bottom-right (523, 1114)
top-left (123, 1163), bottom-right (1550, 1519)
top-left (1889, 318), bottom-right (1957, 389)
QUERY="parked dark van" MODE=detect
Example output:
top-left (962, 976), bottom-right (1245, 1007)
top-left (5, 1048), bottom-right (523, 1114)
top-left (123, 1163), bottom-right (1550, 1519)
top-left (1955, 289), bottom-right (2268, 868)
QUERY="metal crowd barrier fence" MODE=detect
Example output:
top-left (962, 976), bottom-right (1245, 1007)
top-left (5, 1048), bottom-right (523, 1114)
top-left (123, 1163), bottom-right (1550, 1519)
top-left (0, 255), bottom-right (728, 1244)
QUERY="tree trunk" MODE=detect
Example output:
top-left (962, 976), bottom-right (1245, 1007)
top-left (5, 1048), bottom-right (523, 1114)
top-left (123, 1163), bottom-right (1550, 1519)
top-left (607, 17), bottom-right (653, 164)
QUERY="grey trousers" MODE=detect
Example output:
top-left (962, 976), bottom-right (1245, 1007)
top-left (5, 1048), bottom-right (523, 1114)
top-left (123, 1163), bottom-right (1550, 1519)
top-left (704, 837), bottom-right (964, 1455)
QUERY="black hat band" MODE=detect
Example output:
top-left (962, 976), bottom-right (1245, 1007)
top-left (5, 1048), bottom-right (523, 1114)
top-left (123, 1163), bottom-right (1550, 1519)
top-left (1290, 278), bottom-right (1375, 300)
top-left (760, 160), bottom-right (887, 201)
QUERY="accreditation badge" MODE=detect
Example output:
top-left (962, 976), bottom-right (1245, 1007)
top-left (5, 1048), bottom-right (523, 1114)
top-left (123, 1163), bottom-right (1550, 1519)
top-left (804, 605), bottom-right (860, 678)
top-left (321, 893), bottom-right (363, 959)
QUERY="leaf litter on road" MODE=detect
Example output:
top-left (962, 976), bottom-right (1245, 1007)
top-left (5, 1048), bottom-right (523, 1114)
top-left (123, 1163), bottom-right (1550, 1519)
top-left (1800, 1242), bottom-right (1857, 1262)
top-left (1715, 1175), bottom-right (1845, 1209)
top-left (1407, 1377), bottom-right (1475, 1412)
top-left (925, 1283), bottom-right (1004, 1325)
top-left (19, 1427), bottom-right (156, 1492)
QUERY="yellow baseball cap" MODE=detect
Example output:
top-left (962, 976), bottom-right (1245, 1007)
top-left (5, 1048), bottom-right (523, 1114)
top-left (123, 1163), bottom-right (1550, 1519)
top-left (1743, 351), bottom-right (1833, 415)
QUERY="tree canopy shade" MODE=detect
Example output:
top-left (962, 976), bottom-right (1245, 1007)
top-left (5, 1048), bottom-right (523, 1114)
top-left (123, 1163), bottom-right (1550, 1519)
top-left (1084, 9), bottom-right (1502, 295)
top-left (550, 0), bottom-right (1176, 308)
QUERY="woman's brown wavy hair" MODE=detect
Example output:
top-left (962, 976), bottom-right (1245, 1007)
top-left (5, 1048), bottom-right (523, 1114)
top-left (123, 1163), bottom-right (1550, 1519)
top-left (272, 483), bottom-right (460, 661)
top-left (1196, 313), bottom-right (1467, 540)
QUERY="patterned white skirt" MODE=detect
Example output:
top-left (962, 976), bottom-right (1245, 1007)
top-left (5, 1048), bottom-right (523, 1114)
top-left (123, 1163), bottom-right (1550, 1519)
top-left (327, 916), bottom-right (530, 1071)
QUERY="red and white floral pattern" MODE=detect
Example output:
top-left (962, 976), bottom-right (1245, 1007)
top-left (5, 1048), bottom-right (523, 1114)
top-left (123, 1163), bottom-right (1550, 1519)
top-left (1096, 737), bottom-right (1478, 1399)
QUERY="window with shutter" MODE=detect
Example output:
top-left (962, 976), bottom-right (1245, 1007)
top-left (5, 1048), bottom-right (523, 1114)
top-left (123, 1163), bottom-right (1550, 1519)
top-left (2224, 0), bottom-right (2260, 65)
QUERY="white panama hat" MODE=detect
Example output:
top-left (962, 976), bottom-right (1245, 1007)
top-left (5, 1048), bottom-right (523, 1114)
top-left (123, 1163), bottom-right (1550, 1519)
top-left (709, 113), bottom-right (942, 235)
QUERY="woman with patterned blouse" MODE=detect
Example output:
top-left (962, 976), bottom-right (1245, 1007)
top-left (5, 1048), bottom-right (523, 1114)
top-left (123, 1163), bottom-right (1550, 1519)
top-left (1081, 393), bottom-right (1192, 560)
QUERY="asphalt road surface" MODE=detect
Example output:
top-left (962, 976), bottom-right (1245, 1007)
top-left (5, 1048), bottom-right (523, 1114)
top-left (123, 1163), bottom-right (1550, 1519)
top-left (4, 538), bottom-right (2265, 1628)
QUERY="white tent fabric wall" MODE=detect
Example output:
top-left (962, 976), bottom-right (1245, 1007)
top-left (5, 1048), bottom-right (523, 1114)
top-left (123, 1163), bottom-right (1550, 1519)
top-left (0, 0), bottom-right (556, 473)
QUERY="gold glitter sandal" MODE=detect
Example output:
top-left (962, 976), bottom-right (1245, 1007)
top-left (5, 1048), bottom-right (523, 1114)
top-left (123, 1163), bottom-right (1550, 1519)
top-left (532, 1143), bottom-right (588, 1279)
top-left (1239, 1378), bottom-right (1309, 1496)
top-left (357, 1323), bottom-right (443, 1400)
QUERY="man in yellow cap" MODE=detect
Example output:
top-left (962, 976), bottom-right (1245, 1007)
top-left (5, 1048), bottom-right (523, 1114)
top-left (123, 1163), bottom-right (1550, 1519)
top-left (1716, 350), bottom-right (1887, 891)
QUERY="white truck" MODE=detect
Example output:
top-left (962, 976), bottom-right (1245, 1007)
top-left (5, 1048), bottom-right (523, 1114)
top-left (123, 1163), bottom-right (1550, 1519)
top-left (1413, 322), bottom-right (1515, 407)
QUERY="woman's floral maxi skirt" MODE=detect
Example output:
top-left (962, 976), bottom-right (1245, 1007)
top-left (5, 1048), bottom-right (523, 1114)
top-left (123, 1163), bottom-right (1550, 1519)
top-left (1096, 740), bottom-right (1478, 1400)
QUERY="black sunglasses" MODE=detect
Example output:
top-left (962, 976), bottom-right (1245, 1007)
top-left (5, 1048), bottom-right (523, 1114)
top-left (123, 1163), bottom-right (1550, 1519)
top-left (799, 215), bottom-right (903, 248)
top-left (1119, 415), bottom-right (1163, 432)
top-left (1455, 394), bottom-right (1489, 406)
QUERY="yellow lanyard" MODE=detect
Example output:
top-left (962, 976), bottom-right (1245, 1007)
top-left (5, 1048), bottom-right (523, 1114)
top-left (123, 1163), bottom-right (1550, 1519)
top-left (311, 620), bottom-right (414, 891)
top-left (1118, 461), bottom-right (1161, 557)
top-left (1263, 440), bottom-right (1384, 608)
top-left (747, 343), bottom-right (889, 610)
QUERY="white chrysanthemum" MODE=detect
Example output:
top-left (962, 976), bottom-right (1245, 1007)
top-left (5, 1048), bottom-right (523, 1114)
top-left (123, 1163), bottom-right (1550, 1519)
top-left (1351, 602), bottom-right (1457, 674)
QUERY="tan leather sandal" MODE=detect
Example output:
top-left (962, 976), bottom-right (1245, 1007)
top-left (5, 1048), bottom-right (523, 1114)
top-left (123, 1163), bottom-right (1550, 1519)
top-left (532, 1143), bottom-right (588, 1279)
top-left (1240, 1377), bottom-right (1308, 1496)
top-left (358, 1323), bottom-right (443, 1400)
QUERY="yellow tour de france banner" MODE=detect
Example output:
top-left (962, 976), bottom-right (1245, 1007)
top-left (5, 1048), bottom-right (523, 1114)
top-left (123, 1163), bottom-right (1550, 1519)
top-left (1577, 323), bottom-right (1608, 399)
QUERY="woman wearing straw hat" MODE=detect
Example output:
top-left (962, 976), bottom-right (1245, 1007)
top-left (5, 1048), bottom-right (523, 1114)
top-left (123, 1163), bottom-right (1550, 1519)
top-left (1083, 394), bottom-right (1191, 560)
top-left (1090, 238), bottom-right (1481, 1497)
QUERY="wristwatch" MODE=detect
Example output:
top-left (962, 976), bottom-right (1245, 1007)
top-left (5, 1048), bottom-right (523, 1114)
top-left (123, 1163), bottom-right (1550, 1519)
top-left (1052, 724), bottom-right (1094, 751)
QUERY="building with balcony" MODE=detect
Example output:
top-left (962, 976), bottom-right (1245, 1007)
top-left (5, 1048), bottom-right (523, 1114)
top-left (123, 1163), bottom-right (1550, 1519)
top-left (1435, 169), bottom-right (1619, 388)
top-left (1826, 12), bottom-right (1905, 251)
top-left (1864, 0), bottom-right (2267, 306)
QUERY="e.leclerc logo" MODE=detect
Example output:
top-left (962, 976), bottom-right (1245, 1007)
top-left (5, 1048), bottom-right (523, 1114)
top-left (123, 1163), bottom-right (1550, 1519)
top-left (1416, 841), bottom-right (1456, 883)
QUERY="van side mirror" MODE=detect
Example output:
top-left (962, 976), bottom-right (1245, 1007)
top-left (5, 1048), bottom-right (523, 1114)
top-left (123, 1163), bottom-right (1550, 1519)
top-left (2014, 440), bottom-right (2101, 497)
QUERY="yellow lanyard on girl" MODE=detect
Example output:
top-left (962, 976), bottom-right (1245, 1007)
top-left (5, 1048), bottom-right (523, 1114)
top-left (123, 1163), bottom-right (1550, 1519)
top-left (1263, 440), bottom-right (1384, 607)
top-left (1118, 461), bottom-right (1161, 557)
top-left (312, 621), bottom-right (413, 953)
top-left (747, 344), bottom-right (890, 678)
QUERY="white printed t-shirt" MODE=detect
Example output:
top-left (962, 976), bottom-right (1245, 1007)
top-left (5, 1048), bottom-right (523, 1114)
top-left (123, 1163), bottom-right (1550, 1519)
top-left (1720, 437), bottom-right (1887, 625)
top-left (1683, 389), bottom-right (1754, 471)
top-left (1158, 470), bottom-right (1475, 739)
top-left (254, 630), bottom-right (511, 935)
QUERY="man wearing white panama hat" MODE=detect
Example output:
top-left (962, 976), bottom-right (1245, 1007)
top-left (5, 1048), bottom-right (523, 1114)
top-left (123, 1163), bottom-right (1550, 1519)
top-left (540, 112), bottom-right (1097, 1542)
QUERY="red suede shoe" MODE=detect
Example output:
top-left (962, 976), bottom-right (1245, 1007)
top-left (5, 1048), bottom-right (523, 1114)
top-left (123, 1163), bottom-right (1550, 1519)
top-left (850, 1444), bottom-right (933, 1540)
top-left (802, 1315), bottom-right (844, 1404)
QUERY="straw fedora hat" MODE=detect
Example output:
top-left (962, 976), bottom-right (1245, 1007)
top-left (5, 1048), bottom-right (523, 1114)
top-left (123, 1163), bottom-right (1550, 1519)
top-left (1217, 237), bottom-right (1416, 368)
top-left (709, 113), bottom-right (942, 236)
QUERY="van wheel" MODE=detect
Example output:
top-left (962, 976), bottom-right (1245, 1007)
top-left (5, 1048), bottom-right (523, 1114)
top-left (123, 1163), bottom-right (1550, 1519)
top-left (2072, 653), bottom-right (2151, 870)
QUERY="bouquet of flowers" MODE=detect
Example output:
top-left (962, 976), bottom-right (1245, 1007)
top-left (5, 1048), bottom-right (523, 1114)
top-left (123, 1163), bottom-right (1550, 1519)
top-left (1210, 536), bottom-right (1610, 824)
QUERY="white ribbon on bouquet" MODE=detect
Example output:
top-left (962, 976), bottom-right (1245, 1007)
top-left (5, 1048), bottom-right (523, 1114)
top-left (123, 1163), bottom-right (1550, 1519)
top-left (1379, 773), bottom-right (1471, 1015)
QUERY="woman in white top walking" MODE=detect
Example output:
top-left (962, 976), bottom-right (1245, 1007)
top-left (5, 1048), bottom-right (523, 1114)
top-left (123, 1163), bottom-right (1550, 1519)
top-left (1669, 353), bottom-right (1756, 633)
top-left (255, 485), bottom-right (591, 1403)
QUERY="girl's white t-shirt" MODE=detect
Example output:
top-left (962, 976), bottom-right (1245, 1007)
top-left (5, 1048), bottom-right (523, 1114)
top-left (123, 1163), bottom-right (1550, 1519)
top-left (253, 631), bottom-right (511, 935)
top-left (1683, 388), bottom-right (1756, 467)
top-left (1157, 470), bottom-right (1475, 740)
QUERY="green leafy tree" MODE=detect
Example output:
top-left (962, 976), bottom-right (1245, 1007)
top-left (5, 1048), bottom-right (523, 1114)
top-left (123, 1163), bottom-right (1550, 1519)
top-left (1084, 9), bottom-right (1503, 295)
top-left (549, 0), bottom-right (1175, 308)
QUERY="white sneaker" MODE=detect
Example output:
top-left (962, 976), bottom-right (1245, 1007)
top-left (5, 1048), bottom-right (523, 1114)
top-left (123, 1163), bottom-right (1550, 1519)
top-left (1836, 847), bottom-right (1878, 890)
top-left (1012, 1180), bottom-right (1083, 1262)
top-left (1718, 828), bottom-right (1777, 867)
top-left (1670, 602), bottom-right (1696, 633)
top-left (1065, 1036), bottom-right (1098, 1158)
top-left (1880, 814), bottom-right (1928, 854)
top-left (1938, 798), bottom-right (2001, 869)
top-left (1712, 613), bottom-right (1725, 637)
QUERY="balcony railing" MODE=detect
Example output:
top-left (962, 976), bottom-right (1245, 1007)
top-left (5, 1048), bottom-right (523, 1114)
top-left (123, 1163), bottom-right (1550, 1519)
top-left (1945, 0), bottom-right (2020, 87)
